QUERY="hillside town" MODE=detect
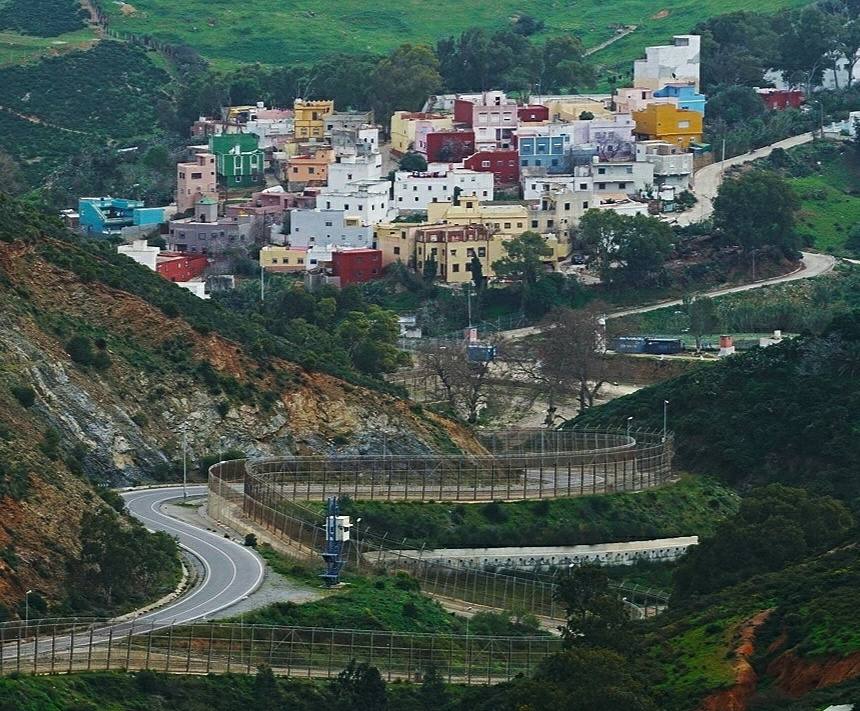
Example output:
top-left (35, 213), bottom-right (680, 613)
top-left (65, 34), bottom-right (810, 297)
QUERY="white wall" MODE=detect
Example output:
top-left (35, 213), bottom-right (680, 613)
top-left (117, 240), bottom-right (159, 271)
top-left (318, 181), bottom-right (391, 225)
top-left (289, 208), bottom-right (374, 248)
top-left (393, 170), bottom-right (494, 212)
top-left (633, 35), bottom-right (701, 91)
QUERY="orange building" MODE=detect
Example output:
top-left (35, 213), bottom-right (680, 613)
top-left (285, 148), bottom-right (334, 188)
top-left (632, 104), bottom-right (703, 149)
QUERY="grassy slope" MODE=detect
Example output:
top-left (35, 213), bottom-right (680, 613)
top-left (99, 0), bottom-right (807, 70)
top-left (789, 150), bottom-right (860, 255)
top-left (0, 27), bottom-right (97, 66)
top-left (651, 545), bottom-right (860, 710)
top-left (335, 476), bottom-right (739, 550)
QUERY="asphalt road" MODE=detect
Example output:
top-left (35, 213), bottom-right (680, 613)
top-left (122, 486), bottom-right (265, 625)
top-left (1, 486), bottom-right (265, 664)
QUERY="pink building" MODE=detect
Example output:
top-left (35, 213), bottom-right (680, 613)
top-left (176, 152), bottom-right (218, 213)
top-left (454, 92), bottom-right (519, 150)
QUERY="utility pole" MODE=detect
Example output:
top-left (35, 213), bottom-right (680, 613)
top-left (24, 589), bottom-right (32, 626)
top-left (719, 137), bottom-right (726, 178)
top-left (663, 400), bottom-right (669, 442)
top-left (466, 283), bottom-right (472, 328)
top-left (260, 261), bottom-right (265, 302)
top-left (182, 429), bottom-right (188, 500)
top-left (626, 416), bottom-right (633, 440)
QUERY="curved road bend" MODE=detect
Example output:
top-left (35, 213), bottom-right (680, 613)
top-left (1, 486), bottom-right (265, 662)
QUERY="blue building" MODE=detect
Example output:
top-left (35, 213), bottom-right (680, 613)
top-left (78, 197), bottom-right (166, 236)
top-left (653, 83), bottom-right (706, 114)
top-left (518, 135), bottom-right (570, 173)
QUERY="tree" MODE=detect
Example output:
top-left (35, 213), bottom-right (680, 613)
top-left (512, 305), bottom-right (609, 417)
top-left (399, 152), bottom-right (427, 172)
top-left (335, 306), bottom-right (406, 374)
top-left (705, 85), bottom-right (766, 127)
top-left (370, 44), bottom-right (442, 130)
top-left (837, 20), bottom-right (860, 86)
top-left (579, 110), bottom-right (594, 120)
top-left (513, 14), bottom-right (544, 36)
top-left (686, 295), bottom-right (719, 350)
top-left (713, 170), bottom-right (801, 253)
top-left (328, 660), bottom-right (388, 710)
top-left (253, 665), bottom-right (282, 711)
top-left (492, 231), bottom-right (552, 287)
top-left (775, 7), bottom-right (840, 94)
top-left (540, 36), bottom-right (596, 92)
top-left (0, 150), bottom-right (25, 195)
top-left (470, 254), bottom-right (484, 288)
top-left (578, 211), bottom-right (673, 287)
top-left (422, 255), bottom-right (438, 282)
top-left (417, 335), bottom-right (501, 423)
top-left (554, 563), bottom-right (631, 652)
top-left (419, 663), bottom-right (448, 709)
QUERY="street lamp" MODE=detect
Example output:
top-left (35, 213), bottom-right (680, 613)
top-left (182, 427), bottom-right (188, 500)
top-left (24, 589), bottom-right (33, 626)
top-left (626, 416), bottom-right (634, 440)
top-left (663, 400), bottom-right (669, 442)
top-left (355, 518), bottom-right (363, 568)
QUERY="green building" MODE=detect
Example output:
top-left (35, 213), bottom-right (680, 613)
top-left (209, 134), bottom-right (264, 188)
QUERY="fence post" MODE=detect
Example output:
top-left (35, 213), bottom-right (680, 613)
top-left (105, 625), bottom-right (113, 671)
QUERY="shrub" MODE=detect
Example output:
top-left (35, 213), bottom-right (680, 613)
top-left (244, 533), bottom-right (258, 547)
top-left (10, 384), bottom-right (35, 408)
top-left (65, 335), bottom-right (94, 365)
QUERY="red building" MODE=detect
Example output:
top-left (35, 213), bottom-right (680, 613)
top-left (331, 248), bottom-right (382, 286)
top-left (156, 252), bottom-right (209, 282)
top-left (425, 130), bottom-right (475, 163)
top-left (463, 149), bottom-right (520, 186)
top-left (518, 105), bottom-right (549, 123)
top-left (756, 88), bottom-right (804, 110)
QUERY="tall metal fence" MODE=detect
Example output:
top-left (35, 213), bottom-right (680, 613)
top-left (208, 429), bottom-right (673, 622)
top-left (241, 427), bottom-right (674, 503)
top-left (0, 619), bottom-right (558, 684)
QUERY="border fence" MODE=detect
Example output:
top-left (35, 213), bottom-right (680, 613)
top-left (208, 427), bottom-right (673, 623)
top-left (0, 619), bottom-right (558, 684)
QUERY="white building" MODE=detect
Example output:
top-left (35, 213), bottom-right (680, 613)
top-left (635, 140), bottom-right (694, 190)
top-left (288, 208), bottom-right (374, 249)
top-left (633, 35), bottom-right (701, 92)
top-left (318, 180), bottom-right (392, 225)
top-left (327, 153), bottom-right (382, 191)
top-left (591, 158), bottom-right (654, 196)
top-left (393, 169), bottom-right (494, 212)
top-left (117, 240), bottom-right (159, 270)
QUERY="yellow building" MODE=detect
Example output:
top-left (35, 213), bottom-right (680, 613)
top-left (414, 224), bottom-right (495, 284)
top-left (389, 111), bottom-right (453, 155)
top-left (260, 245), bottom-right (308, 272)
top-left (632, 104), bottom-right (702, 149)
top-left (543, 97), bottom-right (612, 122)
top-left (374, 221), bottom-right (431, 268)
top-left (294, 99), bottom-right (334, 140)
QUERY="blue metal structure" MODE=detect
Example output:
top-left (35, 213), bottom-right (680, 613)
top-left (321, 497), bottom-right (348, 586)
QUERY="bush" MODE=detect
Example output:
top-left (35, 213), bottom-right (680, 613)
top-left (244, 533), bottom-right (258, 547)
top-left (10, 384), bottom-right (35, 408)
top-left (65, 335), bottom-right (94, 365)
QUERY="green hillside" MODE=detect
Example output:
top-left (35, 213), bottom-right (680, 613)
top-left (97, 0), bottom-right (808, 70)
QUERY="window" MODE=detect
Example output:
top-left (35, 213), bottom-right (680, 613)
top-left (598, 167), bottom-right (606, 175)
top-left (504, 222), bottom-right (511, 229)
top-left (325, 221), bottom-right (333, 227)
top-left (564, 203), bottom-right (571, 211)
top-left (580, 183), bottom-right (588, 190)
top-left (678, 120), bottom-right (690, 129)
top-left (308, 167), bottom-right (315, 174)
top-left (516, 222), bottom-right (523, 228)
top-left (619, 182), bottom-right (627, 189)
top-left (298, 258), bottom-right (304, 264)
top-left (413, 185), bottom-right (418, 191)
top-left (482, 160), bottom-right (491, 168)
top-left (178, 172), bottom-right (186, 179)
top-left (551, 159), bottom-right (559, 166)
top-left (393, 246), bottom-right (400, 255)
top-left (451, 249), bottom-right (457, 256)
top-left (597, 182), bottom-right (606, 189)
top-left (583, 202), bottom-right (589, 209)
top-left (547, 220), bottom-right (554, 227)
top-left (271, 258), bottom-right (279, 264)
top-left (293, 167), bottom-right (299, 174)
top-left (531, 220), bottom-right (538, 229)
top-left (452, 263), bottom-right (460, 272)
top-left (478, 247), bottom-right (486, 257)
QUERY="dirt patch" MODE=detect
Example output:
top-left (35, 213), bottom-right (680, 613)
top-left (768, 651), bottom-right (860, 697)
top-left (120, 3), bottom-right (137, 16)
top-left (651, 9), bottom-right (670, 20)
top-left (698, 609), bottom-right (774, 711)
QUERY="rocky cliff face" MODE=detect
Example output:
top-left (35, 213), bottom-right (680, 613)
top-left (0, 236), bottom-right (481, 612)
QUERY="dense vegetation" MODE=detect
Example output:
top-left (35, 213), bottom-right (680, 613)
top-left (337, 476), bottom-right (738, 550)
top-left (576, 313), bottom-right (860, 505)
top-left (610, 263), bottom-right (860, 337)
top-left (0, 0), bottom-right (86, 37)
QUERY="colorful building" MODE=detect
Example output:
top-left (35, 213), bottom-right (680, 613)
top-left (78, 197), bottom-right (166, 236)
top-left (632, 104), bottom-right (703, 148)
top-left (260, 245), bottom-right (309, 272)
top-left (453, 91), bottom-right (518, 149)
top-left (285, 148), bottom-right (334, 189)
top-left (756, 88), bottom-right (804, 110)
top-left (518, 134), bottom-right (570, 173)
top-left (374, 220), bottom-right (431, 268)
top-left (425, 130), bottom-right (475, 163)
top-left (209, 134), bottom-right (264, 188)
top-left (293, 99), bottom-right (334, 139)
top-left (176, 152), bottom-right (218, 213)
top-left (414, 224), bottom-right (494, 284)
top-left (652, 83), bottom-right (706, 114)
top-left (463, 149), bottom-right (520, 186)
top-left (156, 252), bottom-right (209, 282)
top-left (518, 105), bottom-right (550, 123)
top-left (633, 35), bottom-right (701, 92)
top-left (389, 111), bottom-right (453, 155)
top-left (331, 248), bottom-right (383, 286)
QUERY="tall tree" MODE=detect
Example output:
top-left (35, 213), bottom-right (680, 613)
top-left (370, 44), bottom-right (442, 131)
top-left (492, 231), bottom-right (552, 287)
top-left (713, 170), bottom-right (801, 253)
top-left (685, 295), bottom-right (719, 350)
top-left (539, 35), bottom-right (596, 92)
